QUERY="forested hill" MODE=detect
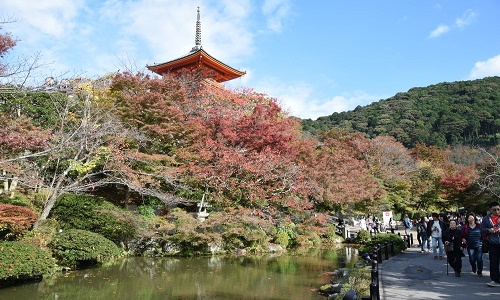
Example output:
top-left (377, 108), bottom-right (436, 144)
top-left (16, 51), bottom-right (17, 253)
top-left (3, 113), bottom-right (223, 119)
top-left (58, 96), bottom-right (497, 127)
top-left (302, 76), bottom-right (500, 148)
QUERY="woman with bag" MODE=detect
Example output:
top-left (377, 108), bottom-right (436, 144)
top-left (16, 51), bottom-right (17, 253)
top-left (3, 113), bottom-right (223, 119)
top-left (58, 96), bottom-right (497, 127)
top-left (481, 201), bottom-right (500, 287)
top-left (462, 212), bottom-right (483, 276)
top-left (443, 219), bottom-right (467, 277)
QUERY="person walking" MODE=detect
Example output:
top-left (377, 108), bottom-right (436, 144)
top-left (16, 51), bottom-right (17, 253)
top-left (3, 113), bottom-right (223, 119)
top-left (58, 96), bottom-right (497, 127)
top-left (416, 218), bottom-right (422, 247)
top-left (403, 214), bottom-right (413, 236)
top-left (443, 219), bottom-right (466, 277)
top-left (462, 212), bottom-right (483, 276)
top-left (418, 216), bottom-right (430, 253)
top-left (366, 215), bottom-right (374, 234)
top-left (427, 212), bottom-right (445, 260)
top-left (389, 218), bottom-right (396, 234)
top-left (482, 201), bottom-right (500, 287)
top-left (359, 216), bottom-right (367, 231)
top-left (373, 216), bottom-right (380, 234)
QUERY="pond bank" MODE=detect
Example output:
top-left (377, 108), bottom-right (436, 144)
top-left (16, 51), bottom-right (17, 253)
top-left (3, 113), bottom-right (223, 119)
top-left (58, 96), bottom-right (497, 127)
top-left (0, 247), bottom-right (359, 300)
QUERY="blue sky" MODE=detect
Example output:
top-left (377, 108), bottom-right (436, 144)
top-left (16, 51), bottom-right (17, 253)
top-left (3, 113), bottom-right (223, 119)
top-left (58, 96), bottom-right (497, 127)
top-left (1, 0), bottom-right (500, 119)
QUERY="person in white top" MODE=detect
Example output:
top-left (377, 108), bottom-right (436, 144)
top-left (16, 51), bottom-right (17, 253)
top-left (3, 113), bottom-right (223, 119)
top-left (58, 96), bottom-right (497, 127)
top-left (426, 212), bottom-right (445, 259)
top-left (359, 216), bottom-right (367, 231)
top-left (389, 218), bottom-right (396, 234)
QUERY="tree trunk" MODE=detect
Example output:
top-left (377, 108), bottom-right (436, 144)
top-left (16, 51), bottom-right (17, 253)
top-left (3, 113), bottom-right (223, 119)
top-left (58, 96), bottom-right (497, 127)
top-left (33, 152), bottom-right (80, 228)
top-left (9, 177), bottom-right (18, 198)
top-left (33, 191), bottom-right (58, 229)
top-left (1, 169), bottom-right (7, 194)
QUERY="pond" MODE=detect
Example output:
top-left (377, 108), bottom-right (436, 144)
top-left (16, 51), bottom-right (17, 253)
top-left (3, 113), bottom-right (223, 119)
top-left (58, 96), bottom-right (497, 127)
top-left (0, 246), bottom-right (358, 300)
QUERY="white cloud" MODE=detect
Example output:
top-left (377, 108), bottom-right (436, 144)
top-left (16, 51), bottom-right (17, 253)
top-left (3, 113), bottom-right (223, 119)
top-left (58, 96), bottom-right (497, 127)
top-left (98, 0), bottom-right (257, 67)
top-left (469, 55), bottom-right (500, 79)
top-left (1, 0), bottom-right (277, 83)
top-left (0, 0), bottom-right (84, 40)
top-left (429, 9), bottom-right (477, 39)
top-left (455, 9), bottom-right (477, 29)
top-left (428, 25), bottom-right (450, 39)
top-left (253, 78), bottom-right (381, 120)
top-left (262, 0), bottom-right (292, 33)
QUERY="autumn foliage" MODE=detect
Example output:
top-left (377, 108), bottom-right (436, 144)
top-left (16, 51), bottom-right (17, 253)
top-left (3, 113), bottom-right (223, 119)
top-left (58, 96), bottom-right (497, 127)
top-left (0, 30), bottom-right (16, 75)
top-left (0, 204), bottom-right (37, 235)
top-left (0, 65), bottom-right (489, 228)
top-left (0, 115), bottom-right (50, 156)
top-left (297, 130), bottom-right (383, 211)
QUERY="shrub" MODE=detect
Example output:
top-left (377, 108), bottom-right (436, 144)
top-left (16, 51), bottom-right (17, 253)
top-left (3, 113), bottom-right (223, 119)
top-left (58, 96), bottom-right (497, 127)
top-left (50, 194), bottom-right (139, 244)
top-left (0, 241), bottom-right (55, 282)
top-left (354, 229), bottom-right (371, 244)
top-left (0, 194), bottom-right (31, 207)
top-left (0, 203), bottom-right (37, 238)
top-left (359, 233), bottom-right (407, 255)
top-left (336, 266), bottom-right (371, 299)
top-left (137, 205), bottom-right (156, 220)
top-left (48, 229), bottom-right (122, 269)
top-left (163, 208), bottom-right (275, 255)
top-left (21, 219), bottom-right (61, 250)
top-left (274, 232), bottom-right (290, 248)
top-left (217, 210), bottom-right (273, 251)
top-left (294, 226), bottom-right (322, 247)
top-left (274, 222), bottom-right (296, 248)
top-left (323, 226), bottom-right (342, 244)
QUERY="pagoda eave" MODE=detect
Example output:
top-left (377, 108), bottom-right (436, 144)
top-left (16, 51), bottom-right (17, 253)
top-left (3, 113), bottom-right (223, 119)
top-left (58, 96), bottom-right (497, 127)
top-left (147, 49), bottom-right (245, 83)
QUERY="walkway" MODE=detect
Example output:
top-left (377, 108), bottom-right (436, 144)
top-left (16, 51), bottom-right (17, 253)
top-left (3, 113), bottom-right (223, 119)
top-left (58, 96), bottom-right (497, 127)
top-left (380, 244), bottom-right (500, 299)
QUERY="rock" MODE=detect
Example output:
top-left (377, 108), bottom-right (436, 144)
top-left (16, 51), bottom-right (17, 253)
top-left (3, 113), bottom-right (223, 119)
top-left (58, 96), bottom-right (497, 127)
top-left (266, 243), bottom-right (285, 253)
top-left (208, 243), bottom-right (223, 254)
top-left (126, 237), bottom-right (181, 256)
top-left (319, 283), bottom-right (343, 294)
top-left (234, 248), bottom-right (247, 255)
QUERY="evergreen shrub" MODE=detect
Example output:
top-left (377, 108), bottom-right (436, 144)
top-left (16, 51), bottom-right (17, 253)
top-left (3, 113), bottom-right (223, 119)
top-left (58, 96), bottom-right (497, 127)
top-left (274, 222), bottom-right (296, 248)
top-left (359, 233), bottom-right (406, 255)
top-left (0, 241), bottom-right (55, 282)
top-left (48, 229), bottom-right (122, 269)
top-left (21, 218), bottom-right (60, 250)
top-left (137, 205), bottom-right (156, 220)
top-left (165, 208), bottom-right (275, 255)
top-left (354, 229), bottom-right (371, 244)
top-left (274, 231), bottom-right (290, 248)
top-left (0, 194), bottom-right (30, 207)
top-left (323, 227), bottom-right (342, 244)
top-left (50, 194), bottom-right (139, 244)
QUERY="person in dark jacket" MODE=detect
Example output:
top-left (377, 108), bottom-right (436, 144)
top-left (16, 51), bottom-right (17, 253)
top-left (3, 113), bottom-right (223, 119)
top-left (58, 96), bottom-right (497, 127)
top-left (462, 212), bottom-right (483, 276)
top-left (418, 216), bottom-right (430, 253)
top-left (443, 219), bottom-right (466, 277)
top-left (482, 201), bottom-right (500, 287)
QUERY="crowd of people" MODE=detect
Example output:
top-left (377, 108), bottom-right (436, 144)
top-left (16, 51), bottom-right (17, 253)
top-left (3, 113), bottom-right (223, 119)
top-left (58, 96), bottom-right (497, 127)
top-left (358, 215), bottom-right (384, 234)
top-left (411, 201), bottom-right (500, 287)
top-left (356, 201), bottom-right (500, 287)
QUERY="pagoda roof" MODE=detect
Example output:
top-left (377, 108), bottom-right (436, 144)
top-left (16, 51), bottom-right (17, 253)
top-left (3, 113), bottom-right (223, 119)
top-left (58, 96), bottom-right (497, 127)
top-left (147, 47), bottom-right (245, 83)
top-left (147, 7), bottom-right (245, 83)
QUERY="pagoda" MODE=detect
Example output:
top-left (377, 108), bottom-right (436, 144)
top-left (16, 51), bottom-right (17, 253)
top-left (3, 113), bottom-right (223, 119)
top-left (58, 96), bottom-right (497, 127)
top-left (147, 7), bottom-right (245, 83)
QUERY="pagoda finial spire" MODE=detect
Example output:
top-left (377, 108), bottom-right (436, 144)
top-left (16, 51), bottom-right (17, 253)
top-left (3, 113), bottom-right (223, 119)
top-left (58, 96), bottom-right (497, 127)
top-left (191, 7), bottom-right (202, 52)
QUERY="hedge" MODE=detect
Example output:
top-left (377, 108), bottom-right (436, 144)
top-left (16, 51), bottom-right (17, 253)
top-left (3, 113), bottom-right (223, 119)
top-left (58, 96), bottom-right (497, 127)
top-left (48, 229), bottom-right (123, 269)
top-left (0, 242), bottom-right (55, 282)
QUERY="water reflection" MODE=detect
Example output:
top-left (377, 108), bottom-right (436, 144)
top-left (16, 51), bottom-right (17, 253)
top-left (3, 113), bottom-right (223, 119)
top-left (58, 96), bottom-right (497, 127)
top-left (0, 246), bottom-right (358, 300)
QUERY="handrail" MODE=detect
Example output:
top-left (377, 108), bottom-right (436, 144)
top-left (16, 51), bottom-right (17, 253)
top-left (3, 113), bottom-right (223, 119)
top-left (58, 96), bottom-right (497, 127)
top-left (344, 238), bottom-right (401, 300)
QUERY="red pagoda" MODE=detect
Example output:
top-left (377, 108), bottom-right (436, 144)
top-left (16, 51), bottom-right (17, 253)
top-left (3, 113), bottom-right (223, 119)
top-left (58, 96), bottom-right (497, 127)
top-left (147, 7), bottom-right (245, 83)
